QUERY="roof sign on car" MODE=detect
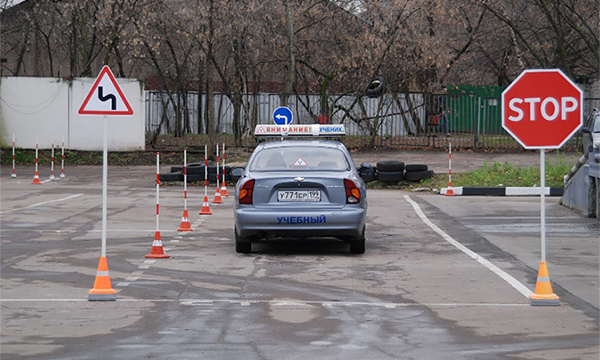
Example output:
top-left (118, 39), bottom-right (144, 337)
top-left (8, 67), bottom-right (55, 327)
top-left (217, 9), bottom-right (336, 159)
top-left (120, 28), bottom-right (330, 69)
top-left (254, 124), bottom-right (345, 137)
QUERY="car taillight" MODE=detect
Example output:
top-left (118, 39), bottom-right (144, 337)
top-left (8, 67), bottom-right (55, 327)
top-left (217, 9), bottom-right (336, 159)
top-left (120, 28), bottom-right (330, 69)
top-left (239, 179), bottom-right (255, 205)
top-left (344, 178), bottom-right (360, 204)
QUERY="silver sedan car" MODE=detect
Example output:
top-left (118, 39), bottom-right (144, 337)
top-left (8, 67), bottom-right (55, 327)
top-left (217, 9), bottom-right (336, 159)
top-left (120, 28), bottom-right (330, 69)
top-left (233, 135), bottom-right (367, 254)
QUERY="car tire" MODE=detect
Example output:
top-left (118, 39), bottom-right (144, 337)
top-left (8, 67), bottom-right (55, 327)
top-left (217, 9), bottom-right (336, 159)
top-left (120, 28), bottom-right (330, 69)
top-left (159, 172), bottom-right (183, 182)
top-left (366, 76), bottom-right (384, 98)
top-left (235, 228), bottom-right (251, 254)
top-left (404, 170), bottom-right (434, 182)
top-left (376, 160), bottom-right (405, 172)
top-left (405, 164), bottom-right (428, 172)
top-left (360, 173), bottom-right (376, 182)
top-left (350, 226), bottom-right (366, 254)
top-left (376, 170), bottom-right (404, 183)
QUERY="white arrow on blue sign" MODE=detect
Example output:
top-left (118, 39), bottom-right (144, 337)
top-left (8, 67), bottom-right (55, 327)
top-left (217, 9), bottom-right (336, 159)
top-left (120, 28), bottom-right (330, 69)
top-left (273, 106), bottom-right (293, 125)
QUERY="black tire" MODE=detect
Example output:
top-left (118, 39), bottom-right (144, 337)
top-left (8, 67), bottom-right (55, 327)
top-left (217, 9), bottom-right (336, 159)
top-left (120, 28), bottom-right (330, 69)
top-left (187, 173), bottom-right (219, 183)
top-left (366, 76), bottom-right (384, 98)
top-left (170, 166), bottom-right (183, 173)
top-left (405, 164), bottom-right (428, 172)
top-left (376, 160), bottom-right (405, 172)
top-left (159, 172), bottom-right (183, 182)
top-left (350, 226), bottom-right (366, 254)
top-left (235, 228), bottom-right (251, 254)
top-left (376, 170), bottom-right (404, 183)
top-left (404, 170), bottom-right (434, 182)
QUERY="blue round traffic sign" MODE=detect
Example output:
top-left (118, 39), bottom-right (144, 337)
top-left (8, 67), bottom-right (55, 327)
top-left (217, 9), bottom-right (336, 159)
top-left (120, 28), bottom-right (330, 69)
top-left (273, 106), bottom-right (293, 125)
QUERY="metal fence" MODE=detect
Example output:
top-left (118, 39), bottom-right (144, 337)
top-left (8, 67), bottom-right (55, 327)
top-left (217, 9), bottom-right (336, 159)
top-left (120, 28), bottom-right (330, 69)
top-left (146, 91), bottom-right (596, 151)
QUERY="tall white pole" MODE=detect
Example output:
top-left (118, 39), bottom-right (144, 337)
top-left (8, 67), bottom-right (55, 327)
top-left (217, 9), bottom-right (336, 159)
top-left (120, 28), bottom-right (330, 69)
top-left (11, 134), bottom-right (16, 178)
top-left (216, 144), bottom-right (220, 187)
top-left (35, 136), bottom-right (39, 174)
top-left (540, 150), bottom-right (546, 263)
top-left (60, 136), bottom-right (65, 178)
top-left (204, 144), bottom-right (208, 199)
top-left (183, 149), bottom-right (187, 211)
top-left (156, 152), bottom-right (160, 232)
top-left (102, 118), bottom-right (108, 257)
top-left (50, 138), bottom-right (55, 180)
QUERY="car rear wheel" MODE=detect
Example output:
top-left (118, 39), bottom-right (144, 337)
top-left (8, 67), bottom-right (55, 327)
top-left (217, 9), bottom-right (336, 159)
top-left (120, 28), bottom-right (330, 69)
top-left (350, 226), bottom-right (366, 254)
top-left (234, 227), bottom-right (251, 254)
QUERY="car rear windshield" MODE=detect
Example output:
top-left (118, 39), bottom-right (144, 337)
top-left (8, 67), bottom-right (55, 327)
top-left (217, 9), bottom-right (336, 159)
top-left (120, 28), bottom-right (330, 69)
top-left (249, 146), bottom-right (350, 171)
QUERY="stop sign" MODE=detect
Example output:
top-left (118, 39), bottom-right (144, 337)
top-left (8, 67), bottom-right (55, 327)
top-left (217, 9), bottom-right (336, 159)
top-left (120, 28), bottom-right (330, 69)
top-left (502, 69), bottom-right (583, 149)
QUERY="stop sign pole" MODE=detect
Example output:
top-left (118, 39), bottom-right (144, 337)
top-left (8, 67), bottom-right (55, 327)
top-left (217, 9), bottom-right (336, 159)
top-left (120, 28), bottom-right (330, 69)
top-left (502, 69), bottom-right (583, 306)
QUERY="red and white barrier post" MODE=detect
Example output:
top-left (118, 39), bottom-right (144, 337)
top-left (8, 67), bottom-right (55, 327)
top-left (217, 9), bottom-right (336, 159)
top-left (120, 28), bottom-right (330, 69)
top-left (213, 144), bottom-right (223, 204)
top-left (446, 139), bottom-right (455, 196)
top-left (32, 136), bottom-right (42, 185)
top-left (146, 152), bottom-right (169, 258)
top-left (221, 143), bottom-right (229, 196)
top-left (11, 134), bottom-right (16, 178)
top-left (178, 149), bottom-right (193, 231)
top-left (200, 144), bottom-right (212, 215)
top-left (60, 136), bottom-right (66, 178)
top-left (50, 139), bottom-right (56, 180)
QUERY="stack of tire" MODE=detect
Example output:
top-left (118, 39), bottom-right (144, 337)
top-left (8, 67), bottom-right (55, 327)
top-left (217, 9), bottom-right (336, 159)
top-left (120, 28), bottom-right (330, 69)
top-left (159, 162), bottom-right (243, 183)
top-left (375, 160), bottom-right (434, 183)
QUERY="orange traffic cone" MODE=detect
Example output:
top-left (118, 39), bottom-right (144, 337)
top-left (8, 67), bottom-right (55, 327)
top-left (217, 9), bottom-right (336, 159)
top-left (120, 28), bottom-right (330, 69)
top-left (213, 186), bottom-right (223, 204)
top-left (446, 188), bottom-right (455, 196)
top-left (199, 196), bottom-right (212, 215)
top-left (220, 181), bottom-right (229, 197)
top-left (178, 209), bottom-right (193, 232)
top-left (32, 171), bottom-right (42, 185)
top-left (89, 256), bottom-right (117, 301)
top-left (529, 261), bottom-right (560, 306)
top-left (145, 231), bottom-right (169, 258)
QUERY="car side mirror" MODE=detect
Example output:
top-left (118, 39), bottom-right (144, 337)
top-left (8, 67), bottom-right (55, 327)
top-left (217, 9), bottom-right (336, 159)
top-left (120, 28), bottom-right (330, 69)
top-left (231, 168), bottom-right (244, 177)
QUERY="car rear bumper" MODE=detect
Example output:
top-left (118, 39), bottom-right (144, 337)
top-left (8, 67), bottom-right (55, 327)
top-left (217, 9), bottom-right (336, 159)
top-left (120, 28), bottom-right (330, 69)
top-left (235, 206), bottom-right (366, 240)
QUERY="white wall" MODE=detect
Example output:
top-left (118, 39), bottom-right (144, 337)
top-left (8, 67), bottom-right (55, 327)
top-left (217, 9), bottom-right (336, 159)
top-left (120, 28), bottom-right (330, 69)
top-left (1, 76), bottom-right (145, 150)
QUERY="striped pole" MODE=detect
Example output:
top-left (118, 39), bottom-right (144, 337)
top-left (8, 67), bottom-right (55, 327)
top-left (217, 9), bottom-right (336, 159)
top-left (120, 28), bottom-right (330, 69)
top-left (50, 139), bottom-right (56, 180)
top-left (199, 144), bottom-right (212, 214)
top-left (60, 136), bottom-right (65, 178)
top-left (213, 144), bottom-right (223, 204)
top-left (11, 134), bottom-right (16, 178)
top-left (446, 139), bottom-right (455, 196)
top-left (146, 152), bottom-right (169, 258)
top-left (32, 136), bottom-right (41, 184)
top-left (221, 142), bottom-right (229, 196)
top-left (156, 152), bottom-right (160, 232)
top-left (178, 149), bottom-right (192, 231)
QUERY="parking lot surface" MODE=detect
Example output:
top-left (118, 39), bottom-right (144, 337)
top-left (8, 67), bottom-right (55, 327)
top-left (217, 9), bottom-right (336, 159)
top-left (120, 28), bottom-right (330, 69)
top-left (1, 165), bottom-right (598, 360)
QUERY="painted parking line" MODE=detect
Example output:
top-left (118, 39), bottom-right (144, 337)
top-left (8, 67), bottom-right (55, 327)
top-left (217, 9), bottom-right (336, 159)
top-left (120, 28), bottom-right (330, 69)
top-left (403, 195), bottom-right (533, 299)
top-left (0, 298), bottom-right (528, 308)
top-left (0, 194), bottom-right (83, 214)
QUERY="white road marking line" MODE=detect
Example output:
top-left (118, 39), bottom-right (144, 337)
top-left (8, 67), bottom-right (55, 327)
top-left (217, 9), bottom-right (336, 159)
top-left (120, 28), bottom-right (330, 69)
top-left (0, 298), bottom-right (528, 307)
top-left (170, 240), bottom-right (180, 243)
top-left (116, 282), bottom-right (130, 287)
top-left (0, 194), bottom-right (83, 214)
top-left (403, 195), bottom-right (533, 299)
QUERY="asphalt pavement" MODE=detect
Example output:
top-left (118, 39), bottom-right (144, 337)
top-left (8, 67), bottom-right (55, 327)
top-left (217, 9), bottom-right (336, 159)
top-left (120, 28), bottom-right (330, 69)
top-left (1, 164), bottom-right (598, 360)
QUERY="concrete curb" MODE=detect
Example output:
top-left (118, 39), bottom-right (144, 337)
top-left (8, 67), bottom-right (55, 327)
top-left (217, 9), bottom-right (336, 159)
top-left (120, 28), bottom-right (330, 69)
top-left (440, 187), bottom-right (564, 196)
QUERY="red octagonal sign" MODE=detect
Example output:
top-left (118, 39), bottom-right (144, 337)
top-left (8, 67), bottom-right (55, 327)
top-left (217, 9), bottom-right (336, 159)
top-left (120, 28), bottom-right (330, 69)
top-left (502, 69), bottom-right (583, 149)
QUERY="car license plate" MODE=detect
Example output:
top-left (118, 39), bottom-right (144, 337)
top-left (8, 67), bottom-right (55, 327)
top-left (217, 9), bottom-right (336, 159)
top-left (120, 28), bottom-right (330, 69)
top-left (277, 190), bottom-right (321, 202)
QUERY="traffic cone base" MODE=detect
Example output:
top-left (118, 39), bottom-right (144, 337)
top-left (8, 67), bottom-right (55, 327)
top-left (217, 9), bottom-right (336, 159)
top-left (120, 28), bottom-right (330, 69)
top-left (89, 256), bottom-right (117, 301)
top-left (32, 172), bottom-right (42, 185)
top-left (529, 261), bottom-right (560, 306)
top-left (213, 188), bottom-right (223, 204)
top-left (200, 196), bottom-right (212, 215)
top-left (221, 182), bottom-right (229, 197)
top-left (446, 188), bottom-right (455, 196)
top-left (145, 231), bottom-right (170, 258)
top-left (11, 173), bottom-right (16, 178)
top-left (60, 172), bottom-right (65, 178)
top-left (178, 210), bottom-right (193, 232)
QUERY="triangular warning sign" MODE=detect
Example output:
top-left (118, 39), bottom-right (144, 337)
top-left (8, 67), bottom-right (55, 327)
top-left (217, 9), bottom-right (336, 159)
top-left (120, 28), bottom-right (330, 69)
top-left (293, 158), bottom-right (308, 166)
top-left (78, 65), bottom-right (134, 116)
